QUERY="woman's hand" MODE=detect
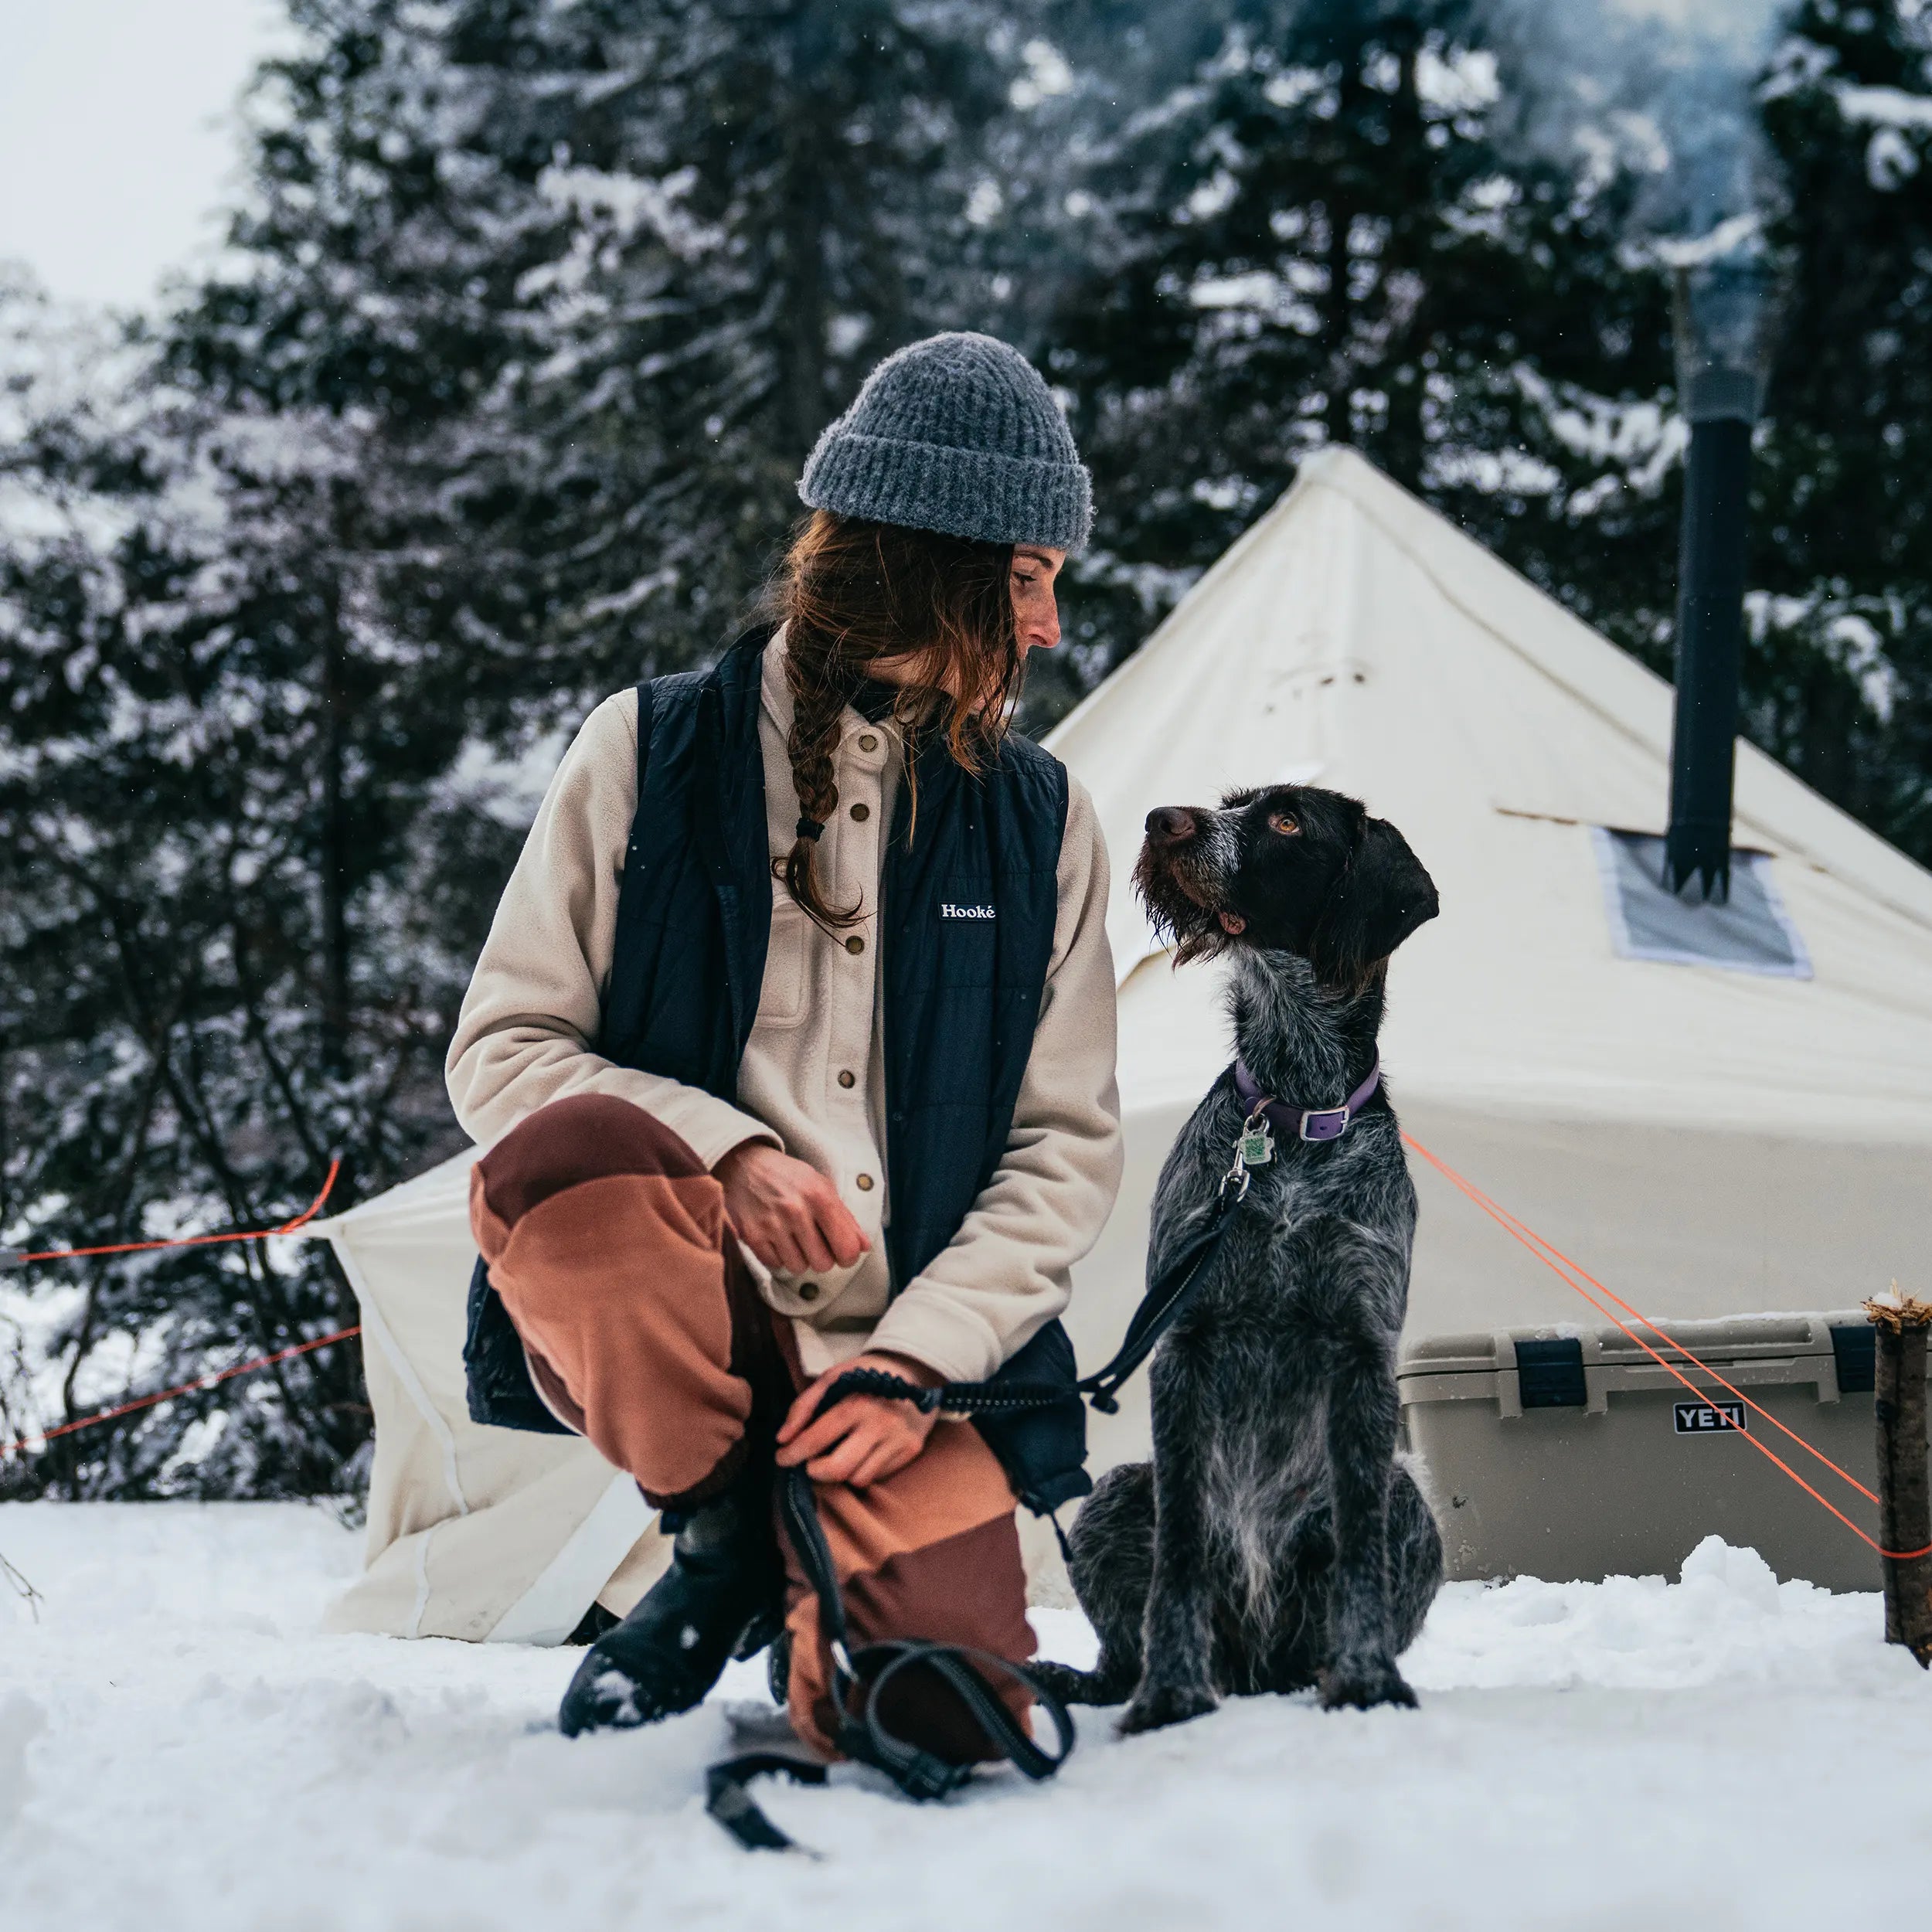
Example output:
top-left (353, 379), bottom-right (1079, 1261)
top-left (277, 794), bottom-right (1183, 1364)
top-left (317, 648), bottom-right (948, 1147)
top-left (776, 1352), bottom-right (942, 1487)
top-left (716, 1141), bottom-right (869, 1277)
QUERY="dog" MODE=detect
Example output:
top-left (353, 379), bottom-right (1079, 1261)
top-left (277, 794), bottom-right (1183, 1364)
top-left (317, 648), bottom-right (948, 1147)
top-left (1036, 783), bottom-right (1445, 1730)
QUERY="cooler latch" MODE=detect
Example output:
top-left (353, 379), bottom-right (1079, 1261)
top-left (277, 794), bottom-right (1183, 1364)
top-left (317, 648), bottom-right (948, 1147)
top-left (1515, 1337), bottom-right (1588, 1410)
top-left (1828, 1323), bottom-right (1876, 1396)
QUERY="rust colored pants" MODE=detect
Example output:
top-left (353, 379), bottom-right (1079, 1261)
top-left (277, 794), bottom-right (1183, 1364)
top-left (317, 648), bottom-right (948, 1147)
top-left (470, 1093), bottom-right (1036, 1760)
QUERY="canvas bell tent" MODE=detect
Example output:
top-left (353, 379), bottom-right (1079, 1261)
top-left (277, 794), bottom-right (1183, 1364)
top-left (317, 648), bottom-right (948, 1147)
top-left (304, 445), bottom-right (1932, 1635)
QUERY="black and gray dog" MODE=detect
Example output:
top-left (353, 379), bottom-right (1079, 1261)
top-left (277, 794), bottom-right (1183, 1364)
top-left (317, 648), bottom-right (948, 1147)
top-left (1039, 784), bottom-right (1446, 1731)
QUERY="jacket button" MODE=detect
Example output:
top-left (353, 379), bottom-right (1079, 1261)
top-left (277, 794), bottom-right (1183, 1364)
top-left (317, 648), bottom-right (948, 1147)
top-left (798, 1281), bottom-right (820, 1303)
top-left (845, 934), bottom-right (865, 955)
top-left (849, 801), bottom-right (869, 821)
top-left (858, 733), bottom-right (879, 753)
top-left (855, 1173), bottom-right (875, 1192)
top-left (837, 1070), bottom-right (855, 1089)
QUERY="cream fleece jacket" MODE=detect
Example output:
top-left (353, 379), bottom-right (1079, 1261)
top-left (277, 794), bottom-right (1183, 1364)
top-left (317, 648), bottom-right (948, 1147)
top-left (446, 636), bottom-right (1123, 1385)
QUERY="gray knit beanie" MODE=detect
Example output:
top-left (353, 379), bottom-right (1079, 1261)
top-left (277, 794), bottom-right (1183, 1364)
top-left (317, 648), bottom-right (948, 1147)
top-left (798, 332), bottom-right (1093, 553)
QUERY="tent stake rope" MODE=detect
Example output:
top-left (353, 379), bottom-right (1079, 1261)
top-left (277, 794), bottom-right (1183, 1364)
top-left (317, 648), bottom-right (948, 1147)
top-left (0, 1161), bottom-right (356, 1461)
top-left (1, 1158), bottom-right (342, 1267)
top-left (0, 1326), bottom-right (363, 1461)
top-left (1403, 1132), bottom-right (1932, 1563)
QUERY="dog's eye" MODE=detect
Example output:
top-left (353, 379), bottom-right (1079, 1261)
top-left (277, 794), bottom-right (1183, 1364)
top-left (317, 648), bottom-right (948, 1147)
top-left (1268, 811), bottom-right (1301, 836)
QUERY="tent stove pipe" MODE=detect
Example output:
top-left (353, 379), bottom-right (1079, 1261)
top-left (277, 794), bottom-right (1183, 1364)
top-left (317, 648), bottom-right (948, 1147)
top-left (1665, 258), bottom-right (1777, 903)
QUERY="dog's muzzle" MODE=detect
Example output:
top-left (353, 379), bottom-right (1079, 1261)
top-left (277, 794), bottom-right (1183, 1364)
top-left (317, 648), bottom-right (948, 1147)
top-left (1139, 807), bottom-right (1223, 906)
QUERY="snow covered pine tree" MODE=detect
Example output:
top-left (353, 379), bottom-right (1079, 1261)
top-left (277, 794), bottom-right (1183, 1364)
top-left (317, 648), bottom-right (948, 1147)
top-left (1042, 0), bottom-right (1676, 704)
top-left (1752, 0), bottom-right (1932, 866)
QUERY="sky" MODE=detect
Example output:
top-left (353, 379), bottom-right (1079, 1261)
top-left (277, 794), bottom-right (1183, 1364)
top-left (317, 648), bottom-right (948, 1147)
top-left (0, 0), bottom-right (291, 310)
top-left (0, 0), bottom-right (1793, 314)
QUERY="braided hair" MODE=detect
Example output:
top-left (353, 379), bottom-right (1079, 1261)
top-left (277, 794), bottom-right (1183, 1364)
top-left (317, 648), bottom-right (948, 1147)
top-left (770, 512), bottom-right (1021, 929)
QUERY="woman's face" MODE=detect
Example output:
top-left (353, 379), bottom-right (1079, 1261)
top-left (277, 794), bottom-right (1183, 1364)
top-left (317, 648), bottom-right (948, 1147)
top-left (869, 543), bottom-right (1066, 699)
top-left (1011, 546), bottom-right (1066, 664)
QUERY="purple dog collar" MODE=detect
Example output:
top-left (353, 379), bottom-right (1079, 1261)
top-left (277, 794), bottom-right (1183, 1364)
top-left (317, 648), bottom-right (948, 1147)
top-left (1232, 1056), bottom-right (1382, 1144)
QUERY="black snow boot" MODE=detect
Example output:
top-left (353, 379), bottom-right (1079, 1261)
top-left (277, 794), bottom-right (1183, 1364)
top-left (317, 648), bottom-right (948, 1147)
top-left (559, 1468), bottom-right (784, 1739)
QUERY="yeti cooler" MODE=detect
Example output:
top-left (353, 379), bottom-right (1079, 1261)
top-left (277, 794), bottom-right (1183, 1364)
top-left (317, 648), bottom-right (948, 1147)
top-left (1397, 1311), bottom-right (1880, 1591)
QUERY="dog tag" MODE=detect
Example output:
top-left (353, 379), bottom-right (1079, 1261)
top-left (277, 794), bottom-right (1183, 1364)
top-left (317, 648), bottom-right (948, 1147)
top-left (1239, 1121), bottom-right (1275, 1168)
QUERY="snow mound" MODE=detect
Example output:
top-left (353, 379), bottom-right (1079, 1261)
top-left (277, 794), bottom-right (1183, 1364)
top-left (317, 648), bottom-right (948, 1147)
top-left (1406, 1533), bottom-right (1898, 1694)
top-left (2, 1505), bottom-right (1927, 1931)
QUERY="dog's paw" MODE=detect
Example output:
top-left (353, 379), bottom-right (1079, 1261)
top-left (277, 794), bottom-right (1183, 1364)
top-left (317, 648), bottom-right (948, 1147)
top-left (1318, 1655), bottom-right (1419, 1712)
top-left (1118, 1680), bottom-right (1219, 1735)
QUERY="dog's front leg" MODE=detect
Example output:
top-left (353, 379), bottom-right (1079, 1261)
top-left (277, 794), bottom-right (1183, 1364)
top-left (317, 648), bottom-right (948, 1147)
top-left (1119, 1346), bottom-right (1220, 1734)
top-left (1318, 1313), bottom-right (1417, 1712)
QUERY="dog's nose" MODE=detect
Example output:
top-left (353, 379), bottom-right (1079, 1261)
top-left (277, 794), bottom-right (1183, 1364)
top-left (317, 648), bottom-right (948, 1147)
top-left (1145, 806), bottom-right (1196, 846)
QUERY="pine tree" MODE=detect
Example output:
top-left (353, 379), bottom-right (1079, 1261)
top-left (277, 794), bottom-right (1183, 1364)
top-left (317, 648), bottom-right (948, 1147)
top-left (0, 2), bottom-right (553, 1497)
top-left (434, 0), bottom-right (1035, 702)
top-left (0, 271), bottom-right (505, 1498)
top-left (1036, 0), bottom-right (1676, 712)
top-left (1753, 0), bottom-right (1932, 860)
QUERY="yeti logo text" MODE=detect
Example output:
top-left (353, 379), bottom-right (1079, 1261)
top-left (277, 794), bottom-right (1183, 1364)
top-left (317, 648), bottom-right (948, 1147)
top-left (940, 902), bottom-right (996, 920)
top-left (1672, 1400), bottom-right (1747, 1435)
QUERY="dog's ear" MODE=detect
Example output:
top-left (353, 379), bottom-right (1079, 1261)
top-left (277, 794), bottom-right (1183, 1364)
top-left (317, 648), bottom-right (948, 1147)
top-left (1308, 817), bottom-right (1438, 987)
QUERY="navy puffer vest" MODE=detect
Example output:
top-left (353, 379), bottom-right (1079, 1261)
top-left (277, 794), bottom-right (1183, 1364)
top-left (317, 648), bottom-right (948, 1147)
top-left (464, 632), bottom-right (1090, 1514)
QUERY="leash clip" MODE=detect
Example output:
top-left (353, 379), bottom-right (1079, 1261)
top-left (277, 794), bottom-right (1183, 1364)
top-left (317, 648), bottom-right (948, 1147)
top-left (1220, 1145), bottom-right (1255, 1203)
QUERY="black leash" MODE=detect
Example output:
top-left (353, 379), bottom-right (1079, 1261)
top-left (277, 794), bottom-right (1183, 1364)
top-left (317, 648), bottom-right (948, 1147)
top-left (827, 1154), bottom-right (1255, 1423)
top-left (704, 1752), bottom-right (828, 1853)
top-left (1080, 1158), bottom-right (1252, 1412)
top-left (708, 1117), bottom-right (1270, 1851)
top-left (707, 1458), bottom-right (1077, 1852)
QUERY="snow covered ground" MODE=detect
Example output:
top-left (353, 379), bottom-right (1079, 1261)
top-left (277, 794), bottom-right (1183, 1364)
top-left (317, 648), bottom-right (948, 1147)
top-left (2, 1503), bottom-right (1927, 1931)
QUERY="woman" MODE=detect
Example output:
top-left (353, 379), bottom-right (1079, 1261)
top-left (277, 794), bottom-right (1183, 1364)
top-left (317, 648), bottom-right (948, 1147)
top-left (446, 332), bottom-right (1122, 1759)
